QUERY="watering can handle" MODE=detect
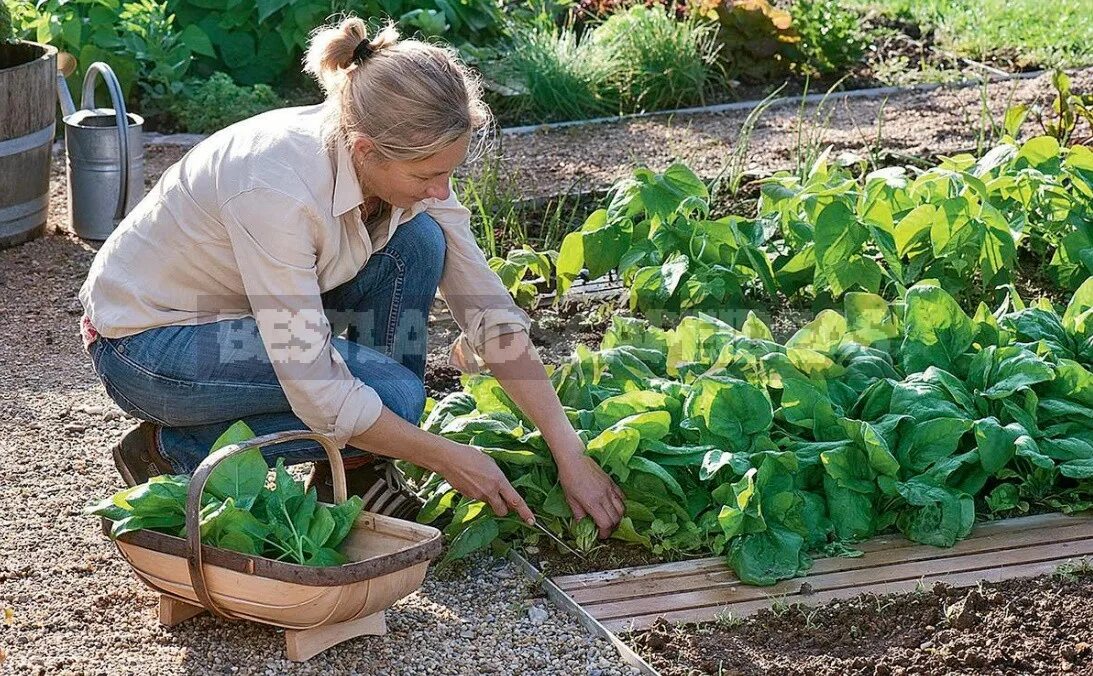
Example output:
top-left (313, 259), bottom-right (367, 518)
top-left (80, 62), bottom-right (130, 223)
top-left (184, 430), bottom-right (349, 619)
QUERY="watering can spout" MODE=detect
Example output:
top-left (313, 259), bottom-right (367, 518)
top-left (56, 52), bottom-right (76, 117)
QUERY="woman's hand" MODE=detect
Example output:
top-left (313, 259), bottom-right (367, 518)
top-left (435, 440), bottom-right (536, 525)
top-left (555, 442), bottom-right (627, 539)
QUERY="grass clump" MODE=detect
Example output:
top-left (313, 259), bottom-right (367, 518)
top-left (594, 5), bottom-right (721, 112)
top-left (485, 4), bottom-right (722, 123)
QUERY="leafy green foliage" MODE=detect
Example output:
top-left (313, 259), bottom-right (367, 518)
top-left (168, 0), bottom-right (501, 86)
top-left (761, 137), bottom-right (1093, 299)
top-left (1033, 70), bottom-right (1093, 147)
top-left (13, 0), bottom-right (195, 110)
top-left (419, 284), bottom-right (1093, 585)
top-left (173, 72), bottom-right (281, 134)
top-left (554, 137), bottom-right (1090, 315)
top-left (85, 421), bottom-right (363, 566)
top-left (557, 162), bottom-right (776, 316)
top-left (488, 245), bottom-right (557, 308)
top-left (788, 0), bottom-right (867, 76)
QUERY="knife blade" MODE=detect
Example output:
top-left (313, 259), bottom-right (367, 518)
top-left (529, 516), bottom-right (586, 561)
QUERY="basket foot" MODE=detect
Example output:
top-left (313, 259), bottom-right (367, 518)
top-left (284, 611), bottom-right (387, 662)
top-left (158, 595), bottom-right (206, 626)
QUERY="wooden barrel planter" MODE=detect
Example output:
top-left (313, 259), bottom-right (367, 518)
top-left (0, 41), bottom-right (56, 248)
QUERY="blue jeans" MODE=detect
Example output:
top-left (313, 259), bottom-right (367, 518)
top-left (88, 212), bottom-right (445, 473)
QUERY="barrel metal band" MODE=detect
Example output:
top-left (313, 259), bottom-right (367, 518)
top-left (0, 122), bottom-right (56, 159)
top-left (0, 194), bottom-right (49, 237)
top-left (0, 194), bottom-right (49, 222)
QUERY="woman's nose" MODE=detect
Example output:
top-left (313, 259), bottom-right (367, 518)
top-left (426, 180), bottom-right (450, 201)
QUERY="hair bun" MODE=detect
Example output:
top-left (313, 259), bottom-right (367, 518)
top-left (352, 40), bottom-right (375, 64)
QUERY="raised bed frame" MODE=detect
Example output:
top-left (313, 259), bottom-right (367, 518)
top-left (512, 511), bottom-right (1093, 674)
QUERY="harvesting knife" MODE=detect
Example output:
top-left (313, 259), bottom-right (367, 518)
top-left (529, 516), bottom-right (587, 561)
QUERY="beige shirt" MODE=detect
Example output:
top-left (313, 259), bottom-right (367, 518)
top-left (79, 104), bottom-right (530, 446)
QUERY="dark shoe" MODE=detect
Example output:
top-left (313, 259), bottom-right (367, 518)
top-left (308, 460), bottom-right (424, 520)
top-left (111, 421), bottom-right (174, 487)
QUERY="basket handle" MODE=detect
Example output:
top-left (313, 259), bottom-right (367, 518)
top-left (184, 430), bottom-right (349, 619)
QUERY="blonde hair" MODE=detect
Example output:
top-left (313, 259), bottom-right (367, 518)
top-left (304, 17), bottom-right (493, 162)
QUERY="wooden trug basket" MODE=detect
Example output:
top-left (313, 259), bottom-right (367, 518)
top-left (101, 430), bottom-right (442, 661)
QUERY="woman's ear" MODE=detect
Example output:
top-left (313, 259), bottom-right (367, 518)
top-left (352, 136), bottom-right (376, 160)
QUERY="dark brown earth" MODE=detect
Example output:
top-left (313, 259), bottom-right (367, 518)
top-left (628, 569), bottom-right (1093, 676)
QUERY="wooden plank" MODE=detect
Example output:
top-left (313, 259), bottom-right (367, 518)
top-left (554, 512), bottom-right (1091, 593)
top-left (586, 537), bottom-right (1093, 622)
top-left (566, 520), bottom-right (1093, 605)
top-left (602, 555), bottom-right (1088, 632)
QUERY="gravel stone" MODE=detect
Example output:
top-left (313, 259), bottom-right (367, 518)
top-left (528, 606), bottom-right (550, 625)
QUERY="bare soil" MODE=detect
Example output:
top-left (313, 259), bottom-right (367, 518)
top-left (627, 571), bottom-right (1093, 676)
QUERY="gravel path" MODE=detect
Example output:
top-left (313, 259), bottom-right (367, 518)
top-left (500, 68), bottom-right (1093, 198)
top-left (0, 168), bottom-right (636, 674)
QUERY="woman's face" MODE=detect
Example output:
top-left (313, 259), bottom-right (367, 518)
top-left (352, 134), bottom-right (471, 209)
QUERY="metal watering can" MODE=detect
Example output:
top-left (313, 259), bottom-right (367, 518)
top-left (57, 58), bottom-right (144, 241)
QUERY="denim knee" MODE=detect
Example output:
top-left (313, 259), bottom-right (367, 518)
top-left (377, 374), bottom-right (427, 425)
top-left (399, 212), bottom-right (446, 274)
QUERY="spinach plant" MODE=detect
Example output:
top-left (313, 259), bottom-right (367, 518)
top-left (85, 422), bottom-right (364, 567)
top-left (417, 279), bottom-right (1093, 585)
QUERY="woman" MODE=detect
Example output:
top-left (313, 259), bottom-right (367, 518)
top-left (79, 18), bottom-right (625, 538)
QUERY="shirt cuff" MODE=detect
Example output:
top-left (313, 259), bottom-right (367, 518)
top-left (449, 310), bottom-right (531, 374)
top-left (331, 381), bottom-right (384, 446)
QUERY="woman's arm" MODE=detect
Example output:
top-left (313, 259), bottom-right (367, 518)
top-left (348, 408), bottom-right (535, 525)
top-left (482, 330), bottom-right (626, 539)
top-left (425, 189), bottom-right (624, 538)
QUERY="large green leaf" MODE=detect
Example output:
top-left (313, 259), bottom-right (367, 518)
top-left (205, 421), bottom-right (266, 511)
top-left (684, 376), bottom-right (773, 449)
top-left (899, 285), bottom-right (976, 373)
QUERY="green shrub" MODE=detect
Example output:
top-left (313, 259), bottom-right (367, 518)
top-left (790, 0), bottom-right (867, 75)
top-left (168, 0), bottom-right (504, 86)
top-left (0, 1), bottom-right (14, 44)
top-left (11, 0), bottom-right (198, 113)
top-left (173, 72), bottom-right (282, 134)
top-left (594, 5), bottom-right (721, 112)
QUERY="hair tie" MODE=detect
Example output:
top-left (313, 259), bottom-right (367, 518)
top-left (352, 40), bottom-right (375, 65)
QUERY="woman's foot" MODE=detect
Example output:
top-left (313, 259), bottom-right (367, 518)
top-left (307, 460), bottom-right (424, 520)
top-left (111, 421), bottom-right (174, 487)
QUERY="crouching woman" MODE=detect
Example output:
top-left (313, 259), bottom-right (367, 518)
top-left (78, 17), bottom-right (624, 537)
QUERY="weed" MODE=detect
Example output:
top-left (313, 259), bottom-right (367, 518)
top-left (1053, 557), bottom-right (1093, 581)
top-left (768, 594), bottom-right (793, 617)
top-left (709, 84), bottom-right (785, 200)
top-left (792, 76), bottom-right (847, 179)
top-left (799, 605), bottom-right (822, 629)
top-left (713, 609), bottom-right (743, 629)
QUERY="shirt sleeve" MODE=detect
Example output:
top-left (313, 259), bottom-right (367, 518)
top-left (425, 188), bottom-right (532, 373)
top-left (220, 188), bottom-right (383, 446)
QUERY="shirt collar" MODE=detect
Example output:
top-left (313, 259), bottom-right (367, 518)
top-left (331, 141), bottom-right (363, 219)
